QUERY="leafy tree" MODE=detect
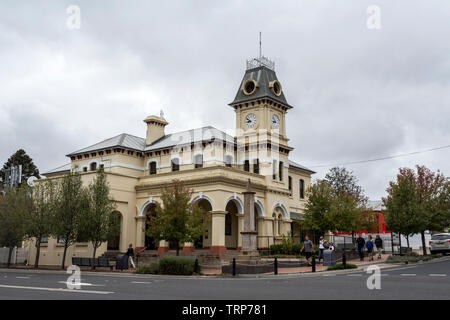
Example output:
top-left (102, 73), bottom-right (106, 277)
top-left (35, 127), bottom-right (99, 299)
top-left (324, 167), bottom-right (368, 242)
top-left (146, 180), bottom-right (208, 256)
top-left (51, 171), bottom-right (87, 269)
top-left (415, 166), bottom-right (450, 254)
top-left (1, 149), bottom-right (40, 184)
top-left (303, 180), bottom-right (335, 234)
top-left (384, 166), bottom-right (450, 255)
top-left (0, 186), bottom-right (31, 267)
top-left (383, 168), bottom-right (424, 250)
top-left (325, 167), bottom-right (368, 205)
top-left (24, 180), bottom-right (58, 268)
top-left (78, 169), bottom-right (119, 269)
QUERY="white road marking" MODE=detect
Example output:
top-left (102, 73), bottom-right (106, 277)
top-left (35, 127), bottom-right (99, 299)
top-left (0, 284), bottom-right (113, 295)
top-left (347, 274), bottom-right (362, 277)
top-left (131, 281), bottom-right (152, 284)
top-left (58, 281), bottom-right (105, 287)
top-left (400, 274), bottom-right (416, 276)
top-left (16, 276), bottom-right (30, 279)
top-left (429, 274), bottom-right (447, 277)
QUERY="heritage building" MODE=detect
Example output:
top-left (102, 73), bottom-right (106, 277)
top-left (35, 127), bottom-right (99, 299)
top-left (27, 57), bottom-right (315, 266)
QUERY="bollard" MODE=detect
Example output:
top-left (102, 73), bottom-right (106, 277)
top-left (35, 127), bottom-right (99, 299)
top-left (342, 251), bottom-right (347, 267)
top-left (194, 258), bottom-right (199, 274)
top-left (232, 258), bottom-right (236, 276)
top-left (274, 257), bottom-right (278, 275)
top-left (312, 255), bottom-right (316, 272)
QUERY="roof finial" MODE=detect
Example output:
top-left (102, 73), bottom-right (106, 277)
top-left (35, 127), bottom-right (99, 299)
top-left (160, 109), bottom-right (164, 119)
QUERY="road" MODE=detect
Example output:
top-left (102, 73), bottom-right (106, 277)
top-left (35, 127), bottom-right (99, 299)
top-left (0, 258), bottom-right (449, 300)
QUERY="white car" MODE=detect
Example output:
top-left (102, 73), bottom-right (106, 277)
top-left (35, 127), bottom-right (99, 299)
top-left (429, 233), bottom-right (450, 255)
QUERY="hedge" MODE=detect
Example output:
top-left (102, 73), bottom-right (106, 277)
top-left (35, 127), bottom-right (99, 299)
top-left (135, 257), bottom-right (200, 275)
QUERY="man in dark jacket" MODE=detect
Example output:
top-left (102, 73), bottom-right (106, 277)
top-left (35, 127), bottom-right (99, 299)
top-left (356, 234), bottom-right (365, 261)
top-left (126, 244), bottom-right (136, 268)
top-left (375, 235), bottom-right (383, 259)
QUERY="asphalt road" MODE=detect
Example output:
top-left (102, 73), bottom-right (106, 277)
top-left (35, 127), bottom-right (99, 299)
top-left (0, 258), bottom-right (449, 300)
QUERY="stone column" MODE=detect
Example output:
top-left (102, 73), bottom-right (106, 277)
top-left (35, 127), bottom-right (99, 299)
top-left (210, 210), bottom-right (227, 255)
top-left (241, 180), bottom-right (258, 256)
top-left (236, 213), bottom-right (244, 251)
top-left (135, 216), bottom-right (146, 251)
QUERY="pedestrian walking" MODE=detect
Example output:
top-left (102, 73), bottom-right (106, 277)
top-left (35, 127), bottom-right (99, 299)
top-left (126, 243), bottom-right (136, 268)
top-left (366, 235), bottom-right (374, 261)
top-left (318, 236), bottom-right (325, 265)
top-left (356, 234), bottom-right (365, 261)
top-left (375, 235), bottom-right (383, 259)
top-left (301, 236), bottom-right (314, 266)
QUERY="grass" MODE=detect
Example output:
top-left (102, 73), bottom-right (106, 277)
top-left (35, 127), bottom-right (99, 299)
top-left (326, 263), bottom-right (358, 271)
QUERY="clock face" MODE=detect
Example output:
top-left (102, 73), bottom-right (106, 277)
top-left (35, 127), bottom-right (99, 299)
top-left (272, 114), bottom-right (280, 129)
top-left (245, 113), bottom-right (257, 128)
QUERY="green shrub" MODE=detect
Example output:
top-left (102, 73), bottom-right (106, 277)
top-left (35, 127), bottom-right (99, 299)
top-left (135, 263), bottom-right (159, 274)
top-left (327, 263), bottom-right (358, 271)
top-left (158, 256), bottom-right (199, 275)
top-left (270, 241), bottom-right (303, 256)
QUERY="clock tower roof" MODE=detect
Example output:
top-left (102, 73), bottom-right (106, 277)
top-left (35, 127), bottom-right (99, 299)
top-left (229, 58), bottom-right (292, 109)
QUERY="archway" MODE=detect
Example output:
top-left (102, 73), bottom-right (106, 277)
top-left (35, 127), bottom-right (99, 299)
top-left (225, 200), bottom-right (239, 249)
top-left (145, 204), bottom-right (158, 250)
top-left (107, 211), bottom-right (122, 250)
top-left (193, 198), bottom-right (213, 249)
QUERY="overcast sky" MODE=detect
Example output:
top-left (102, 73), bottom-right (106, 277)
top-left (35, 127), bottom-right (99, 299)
top-left (0, 0), bottom-right (449, 200)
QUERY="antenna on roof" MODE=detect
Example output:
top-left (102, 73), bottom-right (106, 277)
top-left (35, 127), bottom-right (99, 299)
top-left (259, 32), bottom-right (262, 65)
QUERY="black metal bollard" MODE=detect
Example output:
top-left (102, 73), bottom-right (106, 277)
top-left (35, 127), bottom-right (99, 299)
top-left (232, 258), bottom-right (236, 276)
top-left (274, 257), bottom-right (278, 275)
top-left (194, 258), bottom-right (199, 274)
top-left (342, 251), bottom-right (347, 267)
top-left (312, 255), bottom-right (316, 272)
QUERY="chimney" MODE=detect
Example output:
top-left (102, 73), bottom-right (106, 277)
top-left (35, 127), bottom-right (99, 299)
top-left (143, 114), bottom-right (168, 145)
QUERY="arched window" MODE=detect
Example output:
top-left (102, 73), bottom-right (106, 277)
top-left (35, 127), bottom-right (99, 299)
top-left (244, 160), bottom-right (250, 172)
top-left (253, 159), bottom-right (259, 174)
top-left (171, 158), bottom-right (180, 172)
top-left (225, 213), bottom-right (232, 236)
top-left (194, 154), bottom-right (203, 169)
top-left (272, 212), bottom-right (277, 236)
top-left (272, 160), bottom-right (277, 180)
top-left (279, 161), bottom-right (283, 181)
top-left (225, 155), bottom-right (233, 168)
top-left (278, 214), bottom-right (283, 235)
top-left (149, 161), bottom-right (157, 175)
top-left (90, 162), bottom-right (97, 171)
top-left (299, 179), bottom-right (305, 199)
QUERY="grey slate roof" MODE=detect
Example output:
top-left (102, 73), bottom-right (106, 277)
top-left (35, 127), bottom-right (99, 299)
top-left (67, 133), bottom-right (146, 156)
top-left (43, 163), bottom-right (71, 175)
top-left (229, 65), bottom-right (292, 107)
top-left (67, 126), bottom-right (235, 156)
top-left (144, 126), bottom-right (235, 152)
top-left (288, 160), bottom-right (315, 174)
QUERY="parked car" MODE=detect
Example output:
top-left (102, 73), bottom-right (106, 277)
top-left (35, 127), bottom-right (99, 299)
top-left (429, 233), bottom-right (450, 255)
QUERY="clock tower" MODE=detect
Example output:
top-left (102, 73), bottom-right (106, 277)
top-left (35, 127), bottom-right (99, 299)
top-left (229, 56), bottom-right (294, 179)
